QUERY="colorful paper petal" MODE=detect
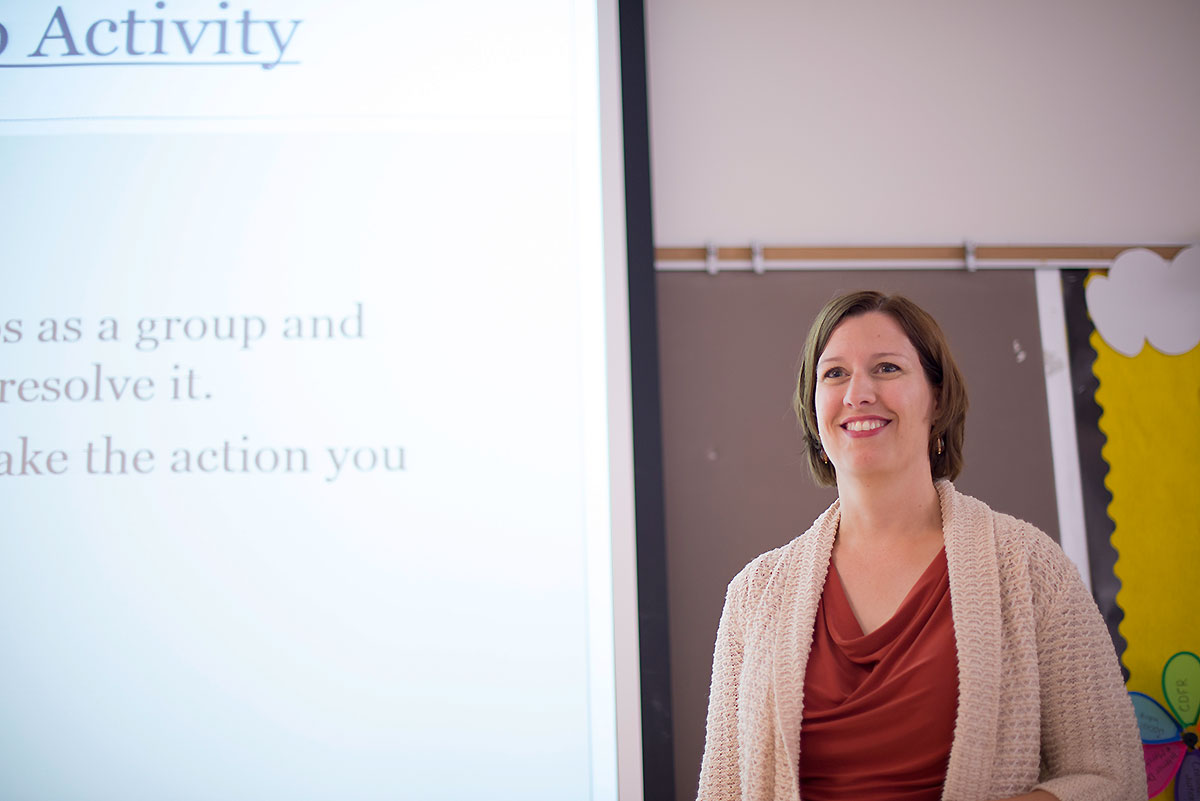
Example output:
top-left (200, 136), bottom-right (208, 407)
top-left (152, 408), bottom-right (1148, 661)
top-left (1145, 742), bottom-right (1186, 797)
top-left (1164, 651), bottom-right (1200, 728)
top-left (1176, 749), bottom-right (1200, 801)
top-left (1133, 691), bottom-right (1185, 743)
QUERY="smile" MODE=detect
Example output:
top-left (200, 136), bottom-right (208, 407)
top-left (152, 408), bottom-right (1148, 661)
top-left (843, 419), bottom-right (888, 432)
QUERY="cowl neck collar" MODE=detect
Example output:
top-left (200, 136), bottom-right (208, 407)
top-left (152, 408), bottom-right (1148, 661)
top-left (764, 480), bottom-right (1003, 798)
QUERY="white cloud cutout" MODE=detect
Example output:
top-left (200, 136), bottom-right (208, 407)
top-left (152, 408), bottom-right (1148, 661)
top-left (1085, 246), bottom-right (1200, 357)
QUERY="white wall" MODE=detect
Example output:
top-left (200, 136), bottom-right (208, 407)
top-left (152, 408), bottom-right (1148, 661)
top-left (646, 0), bottom-right (1200, 246)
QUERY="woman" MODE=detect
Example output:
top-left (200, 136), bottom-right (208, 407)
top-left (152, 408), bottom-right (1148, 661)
top-left (696, 291), bottom-right (1144, 801)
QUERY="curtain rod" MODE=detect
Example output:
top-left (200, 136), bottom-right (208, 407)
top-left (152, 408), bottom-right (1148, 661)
top-left (654, 243), bottom-right (1190, 274)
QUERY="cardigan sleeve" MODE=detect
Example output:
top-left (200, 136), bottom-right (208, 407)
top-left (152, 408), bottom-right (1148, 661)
top-left (696, 572), bottom-right (749, 801)
top-left (1030, 551), bottom-right (1147, 801)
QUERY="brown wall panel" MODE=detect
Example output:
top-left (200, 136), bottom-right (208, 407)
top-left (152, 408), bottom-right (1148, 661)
top-left (657, 270), bottom-right (1058, 800)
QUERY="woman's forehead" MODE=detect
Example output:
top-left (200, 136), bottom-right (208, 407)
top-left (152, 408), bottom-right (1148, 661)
top-left (820, 312), bottom-right (918, 362)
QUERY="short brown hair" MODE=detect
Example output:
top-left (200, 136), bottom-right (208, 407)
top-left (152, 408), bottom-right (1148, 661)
top-left (793, 290), bottom-right (968, 487)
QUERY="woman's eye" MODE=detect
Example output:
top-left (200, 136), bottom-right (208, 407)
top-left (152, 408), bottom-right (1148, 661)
top-left (823, 367), bottom-right (846, 379)
top-left (877, 362), bottom-right (900, 374)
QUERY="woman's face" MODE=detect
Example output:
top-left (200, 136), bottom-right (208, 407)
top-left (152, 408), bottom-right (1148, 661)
top-left (814, 311), bottom-right (938, 484)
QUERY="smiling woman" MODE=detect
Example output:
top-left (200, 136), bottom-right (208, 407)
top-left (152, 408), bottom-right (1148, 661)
top-left (795, 292), bottom-right (967, 491)
top-left (695, 291), bottom-right (1146, 801)
top-left (814, 313), bottom-right (939, 485)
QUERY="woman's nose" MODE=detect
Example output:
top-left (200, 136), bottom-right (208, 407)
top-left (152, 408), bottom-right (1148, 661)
top-left (844, 373), bottom-right (876, 406)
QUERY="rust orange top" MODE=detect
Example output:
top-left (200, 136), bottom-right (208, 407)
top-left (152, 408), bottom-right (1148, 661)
top-left (799, 547), bottom-right (958, 800)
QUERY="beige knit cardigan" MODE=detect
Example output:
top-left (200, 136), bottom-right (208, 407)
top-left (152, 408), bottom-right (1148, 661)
top-left (696, 481), bottom-right (1146, 801)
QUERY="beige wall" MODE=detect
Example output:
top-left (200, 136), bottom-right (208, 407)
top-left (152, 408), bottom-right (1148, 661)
top-left (646, 0), bottom-right (1200, 246)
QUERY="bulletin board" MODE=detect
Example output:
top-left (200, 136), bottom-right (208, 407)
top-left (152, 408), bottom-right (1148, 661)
top-left (1061, 250), bottom-right (1200, 800)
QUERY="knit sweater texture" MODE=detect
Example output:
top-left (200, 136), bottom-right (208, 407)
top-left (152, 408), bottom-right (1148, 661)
top-left (696, 481), bottom-right (1146, 801)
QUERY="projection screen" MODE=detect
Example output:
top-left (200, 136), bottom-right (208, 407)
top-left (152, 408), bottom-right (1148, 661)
top-left (0, 1), bottom-right (637, 798)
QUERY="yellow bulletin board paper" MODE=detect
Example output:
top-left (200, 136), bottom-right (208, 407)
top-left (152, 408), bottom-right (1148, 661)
top-left (1093, 331), bottom-right (1200, 695)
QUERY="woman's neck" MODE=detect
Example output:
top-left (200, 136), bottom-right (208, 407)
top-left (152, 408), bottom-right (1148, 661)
top-left (834, 471), bottom-right (942, 550)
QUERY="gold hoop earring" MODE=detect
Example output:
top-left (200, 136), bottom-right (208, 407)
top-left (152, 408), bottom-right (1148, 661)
top-left (936, 436), bottom-right (944, 456)
top-left (819, 448), bottom-right (829, 465)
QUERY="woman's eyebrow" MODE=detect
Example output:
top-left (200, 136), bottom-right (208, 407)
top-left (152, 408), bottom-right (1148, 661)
top-left (817, 350), bottom-right (907, 366)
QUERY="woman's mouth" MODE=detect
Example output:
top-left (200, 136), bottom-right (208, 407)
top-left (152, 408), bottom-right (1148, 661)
top-left (842, 418), bottom-right (889, 432)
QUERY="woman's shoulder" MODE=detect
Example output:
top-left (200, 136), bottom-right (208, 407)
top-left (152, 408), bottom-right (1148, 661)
top-left (944, 483), bottom-right (1085, 604)
top-left (725, 499), bottom-right (839, 607)
top-left (945, 483), bottom-right (1065, 555)
top-left (727, 542), bottom-right (791, 598)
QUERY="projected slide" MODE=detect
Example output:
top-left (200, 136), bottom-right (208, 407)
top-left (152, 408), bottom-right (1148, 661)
top-left (0, 2), bottom-right (619, 799)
